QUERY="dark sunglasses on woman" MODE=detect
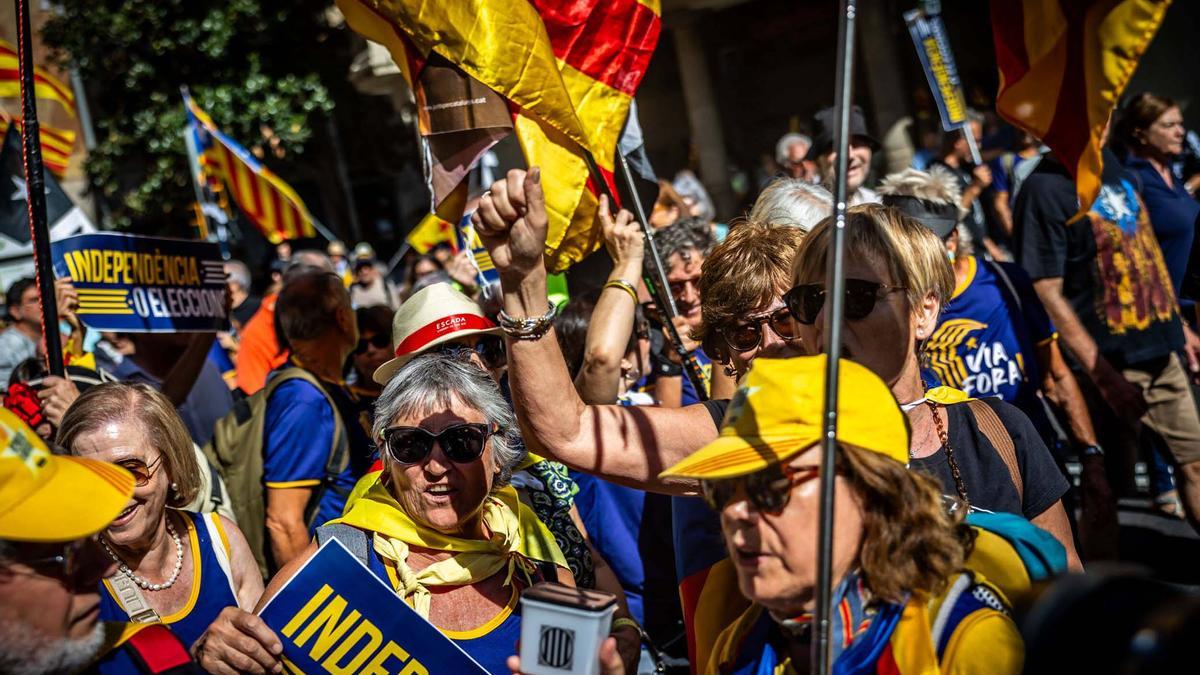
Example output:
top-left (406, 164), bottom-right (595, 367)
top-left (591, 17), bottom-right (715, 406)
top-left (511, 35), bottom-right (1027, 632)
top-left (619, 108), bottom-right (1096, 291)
top-left (701, 463), bottom-right (820, 514)
top-left (436, 335), bottom-right (507, 369)
top-left (354, 333), bottom-right (391, 355)
top-left (382, 423), bottom-right (495, 465)
top-left (783, 278), bottom-right (907, 326)
top-left (719, 306), bottom-right (799, 352)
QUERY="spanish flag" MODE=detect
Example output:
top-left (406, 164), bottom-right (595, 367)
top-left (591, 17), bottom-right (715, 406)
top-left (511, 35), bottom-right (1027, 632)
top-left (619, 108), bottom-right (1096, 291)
top-left (183, 92), bottom-right (316, 244)
top-left (992, 0), bottom-right (1171, 215)
top-left (337, 0), bottom-right (661, 272)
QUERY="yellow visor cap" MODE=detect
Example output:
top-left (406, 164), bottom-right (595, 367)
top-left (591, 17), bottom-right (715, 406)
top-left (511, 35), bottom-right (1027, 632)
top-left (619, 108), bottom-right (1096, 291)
top-left (0, 408), bottom-right (135, 542)
top-left (660, 355), bottom-right (910, 480)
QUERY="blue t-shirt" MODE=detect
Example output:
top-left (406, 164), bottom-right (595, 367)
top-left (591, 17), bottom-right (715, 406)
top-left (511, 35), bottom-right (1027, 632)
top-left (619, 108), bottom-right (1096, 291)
top-left (926, 257), bottom-right (1056, 433)
top-left (989, 152), bottom-right (1031, 199)
top-left (681, 348), bottom-right (713, 405)
top-left (263, 373), bottom-right (373, 531)
top-left (1125, 155), bottom-right (1200, 299)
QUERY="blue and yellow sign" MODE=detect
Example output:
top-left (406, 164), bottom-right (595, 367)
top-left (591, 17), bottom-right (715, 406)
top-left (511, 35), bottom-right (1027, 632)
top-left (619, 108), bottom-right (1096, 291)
top-left (51, 233), bottom-right (228, 333)
top-left (258, 541), bottom-right (489, 675)
top-left (904, 9), bottom-right (968, 132)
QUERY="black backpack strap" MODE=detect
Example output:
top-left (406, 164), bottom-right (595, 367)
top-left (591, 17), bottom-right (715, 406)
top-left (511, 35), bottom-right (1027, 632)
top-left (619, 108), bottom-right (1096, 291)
top-left (984, 259), bottom-right (1024, 314)
top-left (315, 524), bottom-right (372, 567)
top-left (207, 460), bottom-right (225, 512)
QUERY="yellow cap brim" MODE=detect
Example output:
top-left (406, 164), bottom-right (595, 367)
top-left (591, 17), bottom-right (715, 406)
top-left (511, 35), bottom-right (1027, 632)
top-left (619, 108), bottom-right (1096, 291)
top-left (0, 456), bottom-right (134, 542)
top-left (659, 433), bottom-right (819, 480)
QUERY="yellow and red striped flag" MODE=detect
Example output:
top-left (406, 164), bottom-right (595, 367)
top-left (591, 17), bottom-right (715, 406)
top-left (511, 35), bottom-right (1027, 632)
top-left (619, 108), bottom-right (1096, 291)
top-left (0, 116), bottom-right (75, 177)
top-left (183, 93), bottom-right (315, 244)
top-left (0, 38), bottom-right (76, 114)
top-left (992, 0), bottom-right (1171, 215)
top-left (337, 0), bottom-right (661, 272)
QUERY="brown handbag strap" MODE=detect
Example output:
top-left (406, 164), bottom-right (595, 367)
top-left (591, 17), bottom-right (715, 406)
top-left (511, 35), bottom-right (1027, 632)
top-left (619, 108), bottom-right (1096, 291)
top-left (965, 399), bottom-right (1024, 503)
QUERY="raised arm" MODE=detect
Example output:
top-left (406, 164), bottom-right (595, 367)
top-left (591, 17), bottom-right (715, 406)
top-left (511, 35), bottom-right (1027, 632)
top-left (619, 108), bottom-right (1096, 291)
top-left (473, 168), bottom-right (717, 493)
top-left (575, 195), bottom-right (644, 404)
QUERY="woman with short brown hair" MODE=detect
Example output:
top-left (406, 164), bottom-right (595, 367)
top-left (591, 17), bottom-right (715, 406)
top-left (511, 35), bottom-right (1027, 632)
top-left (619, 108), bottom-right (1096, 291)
top-left (58, 382), bottom-right (262, 648)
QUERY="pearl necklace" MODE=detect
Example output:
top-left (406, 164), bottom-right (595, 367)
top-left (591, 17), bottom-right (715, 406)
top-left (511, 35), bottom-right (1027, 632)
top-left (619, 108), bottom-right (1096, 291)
top-left (101, 519), bottom-right (184, 591)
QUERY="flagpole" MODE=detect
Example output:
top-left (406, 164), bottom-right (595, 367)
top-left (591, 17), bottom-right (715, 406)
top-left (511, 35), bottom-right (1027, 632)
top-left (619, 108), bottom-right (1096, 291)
top-left (814, 0), bottom-right (857, 672)
top-left (15, 0), bottom-right (63, 377)
top-left (601, 149), bottom-right (708, 401)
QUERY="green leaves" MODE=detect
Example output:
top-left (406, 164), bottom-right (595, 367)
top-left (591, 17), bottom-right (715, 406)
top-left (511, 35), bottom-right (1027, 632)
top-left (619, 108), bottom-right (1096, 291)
top-left (42, 0), bottom-right (338, 233)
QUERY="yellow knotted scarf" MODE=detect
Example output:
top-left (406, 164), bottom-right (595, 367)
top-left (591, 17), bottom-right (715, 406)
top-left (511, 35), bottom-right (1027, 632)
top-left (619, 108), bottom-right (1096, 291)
top-left (329, 472), bottom-right (568, 617)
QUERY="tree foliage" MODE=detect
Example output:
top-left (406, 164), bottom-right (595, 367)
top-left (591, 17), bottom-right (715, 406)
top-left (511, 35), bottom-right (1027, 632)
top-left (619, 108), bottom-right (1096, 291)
top-left (42, 0), bottom-right (341, 234)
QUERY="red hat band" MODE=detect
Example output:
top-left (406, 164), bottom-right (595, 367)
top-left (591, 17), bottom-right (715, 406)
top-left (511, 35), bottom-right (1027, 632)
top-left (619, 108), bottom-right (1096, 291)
top-left (392, 313), bottom-right (497, 358)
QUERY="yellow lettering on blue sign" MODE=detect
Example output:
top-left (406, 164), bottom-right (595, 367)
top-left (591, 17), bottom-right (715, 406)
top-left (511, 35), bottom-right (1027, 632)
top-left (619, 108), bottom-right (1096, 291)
top-left (279, 584), bottom-right (429, 675)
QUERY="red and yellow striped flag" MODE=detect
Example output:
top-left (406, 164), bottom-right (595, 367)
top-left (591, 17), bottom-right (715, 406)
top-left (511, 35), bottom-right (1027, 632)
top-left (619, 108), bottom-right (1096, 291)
top-left (992, 0), bottom-right (1171, 214)
top-left (0, 39), bottom-right (75, 114)
top-left (0, 117), bottom-right (75, 177)
top-left (337, 0), bottom-right (660, 271)
top-left (184, 93), bottom-right (315, 244)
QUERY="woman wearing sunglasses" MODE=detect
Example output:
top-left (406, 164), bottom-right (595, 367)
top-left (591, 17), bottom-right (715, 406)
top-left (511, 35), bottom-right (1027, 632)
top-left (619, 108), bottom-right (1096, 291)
top-left (194, 353), bottom-right (571, 675)
top-left (788, 204), bottom-right (1080, 570)
top-left (661, 356), bottom-right (1023, 674)
top-left (56, 382), bottom-right (263, 650)
top-left (348, 304), bottom-right (396, 402)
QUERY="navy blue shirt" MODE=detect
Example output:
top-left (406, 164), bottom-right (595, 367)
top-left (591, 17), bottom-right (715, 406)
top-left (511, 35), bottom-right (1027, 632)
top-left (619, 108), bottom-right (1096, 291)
top-left (1125, 155), bottom-right (1200, 299)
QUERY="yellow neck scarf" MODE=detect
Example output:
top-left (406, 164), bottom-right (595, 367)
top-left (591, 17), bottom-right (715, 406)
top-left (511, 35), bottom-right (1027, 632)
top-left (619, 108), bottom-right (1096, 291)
top-left (330, 473), bottom-right (567, 617)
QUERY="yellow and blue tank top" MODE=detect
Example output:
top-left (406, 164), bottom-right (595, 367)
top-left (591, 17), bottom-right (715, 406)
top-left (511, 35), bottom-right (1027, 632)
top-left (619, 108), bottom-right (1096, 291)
top-left (364, 546), bottom-right (526, 674)
top-left (99, 511), bottom-right (239, 649)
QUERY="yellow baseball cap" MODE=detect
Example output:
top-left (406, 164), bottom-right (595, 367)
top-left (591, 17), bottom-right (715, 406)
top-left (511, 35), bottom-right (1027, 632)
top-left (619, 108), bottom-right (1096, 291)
top-left (0, 408), bottom-right (134, 542)
top-left (660, 356), bottom-right (910, 480)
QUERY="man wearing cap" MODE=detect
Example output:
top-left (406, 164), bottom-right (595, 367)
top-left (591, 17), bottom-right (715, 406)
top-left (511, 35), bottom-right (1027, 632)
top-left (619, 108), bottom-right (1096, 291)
top-left (880, 167), bottom-right (1117, 557)
top-left (349, 243), bottom-right (401, 310)
top-left (809, 104), bottom-right (882, 206)
top-left (0, 408), bottom-right (201, 673)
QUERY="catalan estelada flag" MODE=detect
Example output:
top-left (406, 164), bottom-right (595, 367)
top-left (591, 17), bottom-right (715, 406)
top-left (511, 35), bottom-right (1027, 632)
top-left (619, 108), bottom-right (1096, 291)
top-left (0, 117), bottom-right (75, 177)
top-left (991, 0), bottom-right (1171, 216)
top-left (337, 0), bottom-right (661, 271)
top-left (183, 92), bottom-right (315, 244)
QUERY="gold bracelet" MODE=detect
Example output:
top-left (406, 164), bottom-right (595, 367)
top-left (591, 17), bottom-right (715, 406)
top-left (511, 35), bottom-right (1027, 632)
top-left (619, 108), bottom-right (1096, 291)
top-left (610, 617), bottom-right (640, 634)
top-left (603, 279), bottom-right (638, 304)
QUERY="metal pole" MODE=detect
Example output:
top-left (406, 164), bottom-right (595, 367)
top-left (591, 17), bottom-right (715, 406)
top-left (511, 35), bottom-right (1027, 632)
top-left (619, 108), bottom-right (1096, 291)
top-left (962, 126), bottom-right (983, 166)
top-left (15, 0), bottom-right (63, 377)
top-left (608, 150), bottom-right (708, 400)
top-left (814, 0), bottom-right (857, 672)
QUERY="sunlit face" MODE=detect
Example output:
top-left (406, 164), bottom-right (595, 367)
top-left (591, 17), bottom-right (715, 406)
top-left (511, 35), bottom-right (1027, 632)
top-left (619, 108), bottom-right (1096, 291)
top-left (1144, 106), bottom-right (1185, 158)
top-left (667, 249), bottom-right (705, 330)
top-left (818, 138), bottom-right (873, 193)
top-left (718, 446), bottom-right (862, 616)
top-left (70, 420), bottom-right (170, 551)
top-left (722, 294), bottom-right (804, 378)
top-left (383, 398), bottom-right (496, 536)
top-left (792, 254), bottom-right (932, 388)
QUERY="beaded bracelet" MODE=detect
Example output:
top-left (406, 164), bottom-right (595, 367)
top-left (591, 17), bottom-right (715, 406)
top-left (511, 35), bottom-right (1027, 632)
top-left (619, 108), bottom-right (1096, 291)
top-left (497, 302), bottom-right (557, 340)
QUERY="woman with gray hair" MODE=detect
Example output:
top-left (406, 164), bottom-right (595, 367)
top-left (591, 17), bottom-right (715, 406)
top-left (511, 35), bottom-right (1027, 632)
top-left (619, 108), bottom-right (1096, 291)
top-left (748, 176), bottom-right (834, 231)
top-left (193, 353), bottom-right (572, 675)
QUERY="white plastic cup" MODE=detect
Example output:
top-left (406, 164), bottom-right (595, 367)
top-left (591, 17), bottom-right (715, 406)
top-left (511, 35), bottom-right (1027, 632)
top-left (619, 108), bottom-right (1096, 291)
top-left (519, 582), bottom-right (617, 675)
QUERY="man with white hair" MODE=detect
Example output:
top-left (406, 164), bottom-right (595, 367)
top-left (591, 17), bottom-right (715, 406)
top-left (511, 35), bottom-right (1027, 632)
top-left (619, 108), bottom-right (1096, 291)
top-left (880, 167), bottom-right (1117, 556)
top-left (774, 132), bottom-right (814, 181)
top-left (748, 177), bottom-right (833, 231)
top-left (223, 259), bottom-right (260, 330)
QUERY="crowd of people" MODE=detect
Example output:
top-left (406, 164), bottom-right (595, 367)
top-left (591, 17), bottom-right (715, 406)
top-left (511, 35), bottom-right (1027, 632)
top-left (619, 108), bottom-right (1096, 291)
top-left (0, 94), bottom-right (1198, 674)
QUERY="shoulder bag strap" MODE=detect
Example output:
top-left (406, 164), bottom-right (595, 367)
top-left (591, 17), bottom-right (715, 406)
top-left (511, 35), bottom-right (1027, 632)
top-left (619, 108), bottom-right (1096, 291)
top-left (107, 574), bottom-right (162, 624)
top-left (124, 623), bottom-right (196, 673)
top-left (314, 524), bottom-right (372, 566)
top-left (965, 399), bottom-right (1024, 502)
top-left (985, 260), bottom-right (1024, 314)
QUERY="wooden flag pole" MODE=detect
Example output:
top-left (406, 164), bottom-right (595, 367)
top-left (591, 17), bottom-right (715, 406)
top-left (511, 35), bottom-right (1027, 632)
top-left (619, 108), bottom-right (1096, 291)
top-left (15, 0), bottom-right (63, 377)
top-left (814, 0), bottom-right (858, 672)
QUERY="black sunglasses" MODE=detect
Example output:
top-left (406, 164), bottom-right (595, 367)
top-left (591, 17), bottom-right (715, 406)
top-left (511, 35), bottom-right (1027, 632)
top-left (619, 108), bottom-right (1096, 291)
top-left (719, 306), bottom-right (798, 352)
top-left (382, 423), bottom-right (494, 465)
top-left (701, 464), bottom-right (820, 514)
top-left (354, 333), bottom-right (391, 355)
top-left (436, 335), bottom-right (507, 369)
top-left (783, 279), bottom-right (906, 326)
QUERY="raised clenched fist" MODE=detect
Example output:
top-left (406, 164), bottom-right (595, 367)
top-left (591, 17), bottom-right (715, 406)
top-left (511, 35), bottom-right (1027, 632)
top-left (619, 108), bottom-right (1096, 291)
top-left (472, 167), bottom-right (549, 282)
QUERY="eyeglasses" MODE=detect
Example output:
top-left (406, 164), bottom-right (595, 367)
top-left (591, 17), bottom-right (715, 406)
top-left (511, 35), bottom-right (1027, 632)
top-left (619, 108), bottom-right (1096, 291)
top-left (701, 464), bottom-right (820, 514)
top-left (719, 306), bottom-right (798, 352)
top-left (669, 278), bottom-right (699, 301)
top-left (382, 423), bottom-right (494, 465)
top-left (783, 279), bottom-right (907, 326)
top-left (436, 335), bottom-right (506, 369)
top-left (4, 538), bottom-right (90, 581)
top-left (115, 455), bottom-right (164, 487)
top-left (354, 333), bottom-right (391, 356)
